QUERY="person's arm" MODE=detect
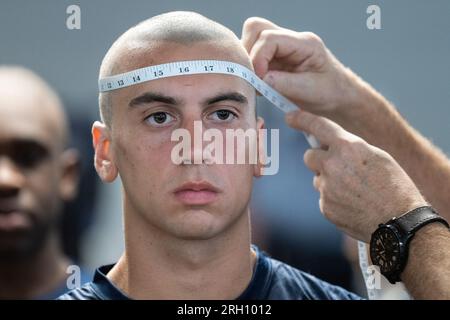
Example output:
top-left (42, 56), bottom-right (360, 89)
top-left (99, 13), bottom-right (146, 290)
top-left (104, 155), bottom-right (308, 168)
top-left (285, 109), bottom-right (450, 299)
top-left (403, 223), bottom-right (450, 299)
top-left (334, 78), bottom-right (450, 222)
top-left (241, 17), bottom-right (450, 221)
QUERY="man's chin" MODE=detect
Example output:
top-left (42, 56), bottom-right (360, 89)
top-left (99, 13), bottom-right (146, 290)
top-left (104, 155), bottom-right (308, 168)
top-left (0, 238), bottom-right (39, 261)
top-left (0, 227), bottom-right (49, 261)
top-left (168, 209), bottom-right (225, 240)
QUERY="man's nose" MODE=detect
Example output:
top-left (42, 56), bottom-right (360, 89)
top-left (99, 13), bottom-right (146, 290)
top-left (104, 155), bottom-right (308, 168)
top-left (0, 158), bottom-right (25, 198)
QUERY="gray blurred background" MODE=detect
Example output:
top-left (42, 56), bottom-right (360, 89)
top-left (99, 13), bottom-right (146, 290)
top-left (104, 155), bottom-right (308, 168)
top-left (1, 0), bottom-right (449, 294)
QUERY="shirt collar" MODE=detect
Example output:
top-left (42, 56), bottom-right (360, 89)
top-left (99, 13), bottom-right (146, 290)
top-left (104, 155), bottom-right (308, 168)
top-left (90, 245), bottom-right (272, 300)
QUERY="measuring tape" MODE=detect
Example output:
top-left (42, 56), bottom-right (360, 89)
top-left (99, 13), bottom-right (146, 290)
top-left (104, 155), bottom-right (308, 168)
top-left (99, 59), bottom-right (320, 146)
top-left (358, 241), bottom-right (379, 299)
top-left (99, 59), bottom-right (376, 299)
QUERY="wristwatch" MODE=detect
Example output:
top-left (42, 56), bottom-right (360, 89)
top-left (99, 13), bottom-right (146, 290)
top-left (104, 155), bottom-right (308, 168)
top-left (370, 205), bottom-right (449, 284)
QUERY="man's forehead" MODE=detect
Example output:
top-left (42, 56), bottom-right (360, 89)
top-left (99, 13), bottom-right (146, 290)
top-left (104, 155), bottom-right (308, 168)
top-left (0, 115), bottom-right (55, 150)
top-left (115, 73), bottom-right (255, 110)
top-left (112, 40), bottom-right (253, 77)
top-left (108, 41), bottom-right (255, 101)
top-left (0, 93), bottom-right (63, 149)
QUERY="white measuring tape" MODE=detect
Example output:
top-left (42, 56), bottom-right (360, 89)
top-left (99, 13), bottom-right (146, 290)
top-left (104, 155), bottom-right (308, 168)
top-left (99, 59), bottom-right (376, 299)
top-left (98, 59), bottom-right (319, 147)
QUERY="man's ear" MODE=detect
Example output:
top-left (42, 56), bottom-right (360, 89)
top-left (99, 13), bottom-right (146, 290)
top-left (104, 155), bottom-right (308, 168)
top-left (59, 148), bottom-right (80, 201)
top-left (92, 121), bottom-right (118, 183)
top-left (254, 116), bottom-right (265, 178)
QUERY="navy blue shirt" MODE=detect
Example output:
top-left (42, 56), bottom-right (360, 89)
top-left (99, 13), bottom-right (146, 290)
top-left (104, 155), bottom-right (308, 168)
top-left (58, 246), bottom-right (361, 300)
top-left (38, 268), bottom-right (91, 300)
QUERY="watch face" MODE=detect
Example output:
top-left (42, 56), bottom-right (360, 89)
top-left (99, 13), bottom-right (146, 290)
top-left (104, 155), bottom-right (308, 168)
top-left (370, 226), bottom-right (402, 274)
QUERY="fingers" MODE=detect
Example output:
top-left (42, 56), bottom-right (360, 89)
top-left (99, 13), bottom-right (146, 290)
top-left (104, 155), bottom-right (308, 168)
top-left (249, 30), bottom-right (317, 78)
top-left (263, 70), bottom-right (312, 102)
top-left (285, 110), bottom-right (346, 146)
top-left (241, 17), bottom-right (280, 53)
top-left (304, 148), bottom-right (328, 173)
top-left (304, 148), bottom-right (328, 193)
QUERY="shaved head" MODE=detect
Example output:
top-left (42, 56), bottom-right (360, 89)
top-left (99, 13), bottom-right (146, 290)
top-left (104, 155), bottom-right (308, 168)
top-left (92, 12), bottom-right (264, 251)
top-left (99, 11), bottom-right (253, 127)
top-left (0, 66), bottom-right (68, 149)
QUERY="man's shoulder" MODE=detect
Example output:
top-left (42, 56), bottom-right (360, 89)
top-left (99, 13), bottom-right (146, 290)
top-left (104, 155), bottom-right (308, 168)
top-left (57, 254), bottom-right (363, 300)
top-left (264, 255), bottom-right (362, 300)
top-left (57, 282), bottom-right (103, 300)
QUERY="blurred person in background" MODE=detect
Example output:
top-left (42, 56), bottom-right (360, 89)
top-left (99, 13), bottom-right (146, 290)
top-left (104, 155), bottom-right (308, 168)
top-left (0, 66), bottom-right (87, 299)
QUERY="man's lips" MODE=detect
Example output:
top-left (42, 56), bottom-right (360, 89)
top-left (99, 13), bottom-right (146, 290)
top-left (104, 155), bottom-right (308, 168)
top-left (0, 210), bottom-right (31, 231)
top-left (173, 181), bottom-right (221, 205)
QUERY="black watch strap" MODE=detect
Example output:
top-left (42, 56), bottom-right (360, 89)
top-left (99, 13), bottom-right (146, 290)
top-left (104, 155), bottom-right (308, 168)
top-left (394, 206), bottom-right (449, 235)
top-left (371, 205), bottom-right (450, 284)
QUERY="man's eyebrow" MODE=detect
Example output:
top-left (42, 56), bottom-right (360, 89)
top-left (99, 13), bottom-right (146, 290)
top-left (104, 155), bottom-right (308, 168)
top-left (128, 91), bottom-right (248, 108)
top-left (204, 92), bottom-right (248, 105)
top-left (0, 138), bottom-right (51, 158)
top-left (129, 92), bottom-right (179, 107)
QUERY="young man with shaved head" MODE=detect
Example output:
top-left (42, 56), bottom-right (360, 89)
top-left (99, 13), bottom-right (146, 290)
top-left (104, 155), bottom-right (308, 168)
top-left (0, 66), bottom-right (81, 299)
top-left (59, 11), bottom-right (361, 300)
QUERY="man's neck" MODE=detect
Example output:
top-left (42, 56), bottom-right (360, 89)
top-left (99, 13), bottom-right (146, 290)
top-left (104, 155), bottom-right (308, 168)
top-left (108, 208), bottom-right (256, 299)
top-left (0, 233), bottom-right (70, 299)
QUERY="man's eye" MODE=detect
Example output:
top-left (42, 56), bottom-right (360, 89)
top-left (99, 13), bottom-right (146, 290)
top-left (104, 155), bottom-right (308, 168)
top-left (210, 110), bottom-right (237, 121)
top-left (145, 112), bottom-right (175, 126)
top-left (12, 144), bottom-right (49, 169)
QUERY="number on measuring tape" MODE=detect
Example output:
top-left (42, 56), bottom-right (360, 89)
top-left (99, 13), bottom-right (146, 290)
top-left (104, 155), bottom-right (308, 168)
top-left (179, 66), bottom-right (190, 73)
top-left (226, 67), bottom-right (234, 73)
top-left (154, 70), bottom-right (164, 77)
